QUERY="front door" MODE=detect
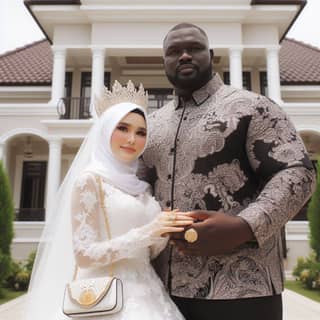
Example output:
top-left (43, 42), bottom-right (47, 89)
top-left (19, 161), bottom-right (47, 221)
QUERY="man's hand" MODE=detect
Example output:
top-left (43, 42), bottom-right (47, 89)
top-left (170, 210), bottom-right (254, 256)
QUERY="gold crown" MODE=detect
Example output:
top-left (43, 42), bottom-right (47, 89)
top-left (95, 80), bottom-right (148, 117)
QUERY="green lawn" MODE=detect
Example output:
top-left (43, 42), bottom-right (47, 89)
top-left (285, 280), bottom-right (320, 303)
top-left (0, 288), bottom-right (26, 305)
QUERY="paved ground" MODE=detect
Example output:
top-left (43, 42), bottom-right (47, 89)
top-left (1, 289), bottom-right (320, 319)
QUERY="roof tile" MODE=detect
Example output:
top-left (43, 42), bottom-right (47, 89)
top-left (0, 40), bottom-right (52, 85)
top-left (280, 38), bottom-right (320, 84)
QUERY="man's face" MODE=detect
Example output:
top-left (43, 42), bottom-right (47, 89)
top-left (163, 27), bottom-right (213, 91)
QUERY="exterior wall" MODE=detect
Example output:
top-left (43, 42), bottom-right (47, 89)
top-left (11, 222), bottom-right (43, 261)
top-left (1, 2), bottom-right (319, 272)
top-left (285, 221), bottom-right (312, 273)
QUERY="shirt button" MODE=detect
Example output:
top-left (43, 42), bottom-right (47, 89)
top-left (166, 201), bottom-right (171, 207)
top-left (183, 116), bottom-right (187, 120)
top-left (168, 174), bottom-right (171, 179)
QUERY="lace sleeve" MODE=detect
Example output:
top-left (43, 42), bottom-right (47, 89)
top-left (149, 236), bottom-right (168, 260)
top-left (71, 173), bottom-right (164, 268)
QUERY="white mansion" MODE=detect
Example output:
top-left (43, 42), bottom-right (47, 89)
top-left (0, 0), bottom-right (320, 273)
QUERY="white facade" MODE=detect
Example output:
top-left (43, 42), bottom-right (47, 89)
top-left (0, 0), bottom-right (319, 273)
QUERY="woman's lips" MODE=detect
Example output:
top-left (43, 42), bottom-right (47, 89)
top-left (120, 146), bottom-right (136, 153)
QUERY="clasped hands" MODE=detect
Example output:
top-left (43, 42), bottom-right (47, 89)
top-left (157, 210), bottom-right (255, 256)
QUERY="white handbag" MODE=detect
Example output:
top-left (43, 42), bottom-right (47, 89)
top-left (62, 176), bottom-right (123, 317)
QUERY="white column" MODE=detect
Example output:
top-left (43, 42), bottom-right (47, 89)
top-left (266, 46), bottom-right (282, 103)
top-left (0, 142), bottom-right (6, 169)
top-left (50, 48), bottom-right (67, 105)
top-left (46, 138), bottom-right (62, 212)
top-left (229, 47), bottom-right (243, 89)
top-left (91, 47), bottom-right (106, 117)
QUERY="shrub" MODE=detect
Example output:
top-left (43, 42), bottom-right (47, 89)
top-left (0, 161), bottom-right (14, 296)
top-left (4, 251), bottom-right (36, 291)
top-left (293, 253), bottom-right (320, 290)
top-left (307, 160), bottom-right (320, 261)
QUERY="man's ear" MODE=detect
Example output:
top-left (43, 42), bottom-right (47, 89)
top-left (210, 49), bottom-right (214, 62)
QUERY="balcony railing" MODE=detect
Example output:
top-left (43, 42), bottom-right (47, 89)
top-left (57, 97), bottom-right (91, 119)
top-left (15, 208), bottom-right (45, 221)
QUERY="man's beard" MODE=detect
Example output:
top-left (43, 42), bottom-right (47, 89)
top-left (166, 63), bottom-right (213, 91)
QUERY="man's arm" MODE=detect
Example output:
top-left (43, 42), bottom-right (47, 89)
top-left (238, 96), bottom-right (315, 247)
top-left (171, 96), bottom-right (315, 256)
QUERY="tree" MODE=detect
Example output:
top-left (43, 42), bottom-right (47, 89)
top-left (307, 160), bottom-right (320, 261)
top-left (0, 161), bottom-right (14, 296)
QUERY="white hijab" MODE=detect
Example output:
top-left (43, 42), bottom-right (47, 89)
top-left (85, 102), bottom-right (149, 196)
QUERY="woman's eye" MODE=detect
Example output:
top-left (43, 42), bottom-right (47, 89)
top-left (117, 126), bottom-right (128, 132)
top-left (137, 131), bottom-right (146, 137)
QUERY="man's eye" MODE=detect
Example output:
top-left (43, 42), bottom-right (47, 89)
top-left (190, 46), bottom-right (202, 52)
top-left (167, 48), bottom-right (180, 56)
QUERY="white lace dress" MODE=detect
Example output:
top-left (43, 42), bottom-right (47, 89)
top-left (71, 172), bottom-right (185, 320)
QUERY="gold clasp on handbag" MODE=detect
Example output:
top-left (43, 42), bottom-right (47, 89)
top-left (79, 283), bottom-right (97, 306)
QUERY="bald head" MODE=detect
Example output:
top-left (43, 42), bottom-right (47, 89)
top-left (163, 23), bottom-right (209, 48)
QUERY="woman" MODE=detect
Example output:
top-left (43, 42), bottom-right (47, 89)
top-left (24, 81), bottom-right (189, 320)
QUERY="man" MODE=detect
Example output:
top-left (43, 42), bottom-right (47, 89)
top-left (140, 23), bottom-right (315, 320)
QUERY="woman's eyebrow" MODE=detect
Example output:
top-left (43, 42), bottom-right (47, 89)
top-left (118, 122), bottom-right (146, 131)
top-left (117, 121), bottom-right (130, 126)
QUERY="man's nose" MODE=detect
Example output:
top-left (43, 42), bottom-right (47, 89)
top-left (179, 50), bottom-right (192, 63)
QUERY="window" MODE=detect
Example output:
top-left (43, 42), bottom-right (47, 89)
top-left (223, 71), bottom-right (252, 91)
top-left (147, 89), bottom-right (174, 113)
top-left (80, 72), bottom-right (111, 98)
top-left (259, 71), bottom-right (268, 96)
top-left (78, 72), bottom-right (110, 119)
top-left (64, 72), bottom-right (73, 98)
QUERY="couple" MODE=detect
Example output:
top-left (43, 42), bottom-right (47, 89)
top-left (25, 23), bottom-right (315, 320)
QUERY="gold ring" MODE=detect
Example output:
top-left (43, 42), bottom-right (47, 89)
top-left (184, 228), bottom-right (198, 243)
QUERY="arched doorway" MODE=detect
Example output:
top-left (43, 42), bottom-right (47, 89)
top-left (5, 133), bottom-right (49, 221)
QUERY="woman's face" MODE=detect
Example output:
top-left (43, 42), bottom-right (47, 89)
top-left (110, 112), bottom-right (147, 162)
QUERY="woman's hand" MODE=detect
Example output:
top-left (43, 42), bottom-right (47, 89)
top-left (147, 210), bottom-right (194, 237)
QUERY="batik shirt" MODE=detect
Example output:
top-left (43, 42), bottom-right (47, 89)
top-left (140, 73), bottom-right (315, 300)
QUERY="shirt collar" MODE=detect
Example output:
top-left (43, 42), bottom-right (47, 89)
top-left (174, 73), bottom-right (224, 109)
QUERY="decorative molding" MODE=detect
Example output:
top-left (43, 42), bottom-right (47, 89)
top-left (0, 128), bottom-right (48, 144)
top-left (281, 103), bottom-right (320, 116)
top-left (0, 104), bottom-right (57, 117)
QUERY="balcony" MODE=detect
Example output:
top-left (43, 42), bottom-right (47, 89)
top-left (57, 97), bottom-right (91, 119)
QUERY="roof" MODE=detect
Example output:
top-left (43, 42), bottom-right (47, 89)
top-left (280, 38), bottom-right (320, 84)
top-left (0, 38), bottom-right (320, 86)
top-left (24, 0), bottom-right (80, 4)
top-left (0, 40), bottom-right (52, 85)
top-left (251, 0), bottom-right (305, 4)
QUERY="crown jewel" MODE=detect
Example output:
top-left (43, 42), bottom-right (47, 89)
top-left (95, 80), bottom-right (148, 117)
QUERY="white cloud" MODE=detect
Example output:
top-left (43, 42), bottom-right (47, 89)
top-left (287, 0), bottom-right (320, 48)
top-left (0, 0), bottom-right (44, 54)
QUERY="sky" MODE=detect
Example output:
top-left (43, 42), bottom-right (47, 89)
top-left (0, 0), bottom-right (320, 55)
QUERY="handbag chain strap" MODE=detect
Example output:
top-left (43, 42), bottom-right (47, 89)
top-left (72, 176), bottom-right (114, 280)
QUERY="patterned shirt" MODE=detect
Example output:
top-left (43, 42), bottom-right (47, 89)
top-left (140, 73), bottom-right (315, 300)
